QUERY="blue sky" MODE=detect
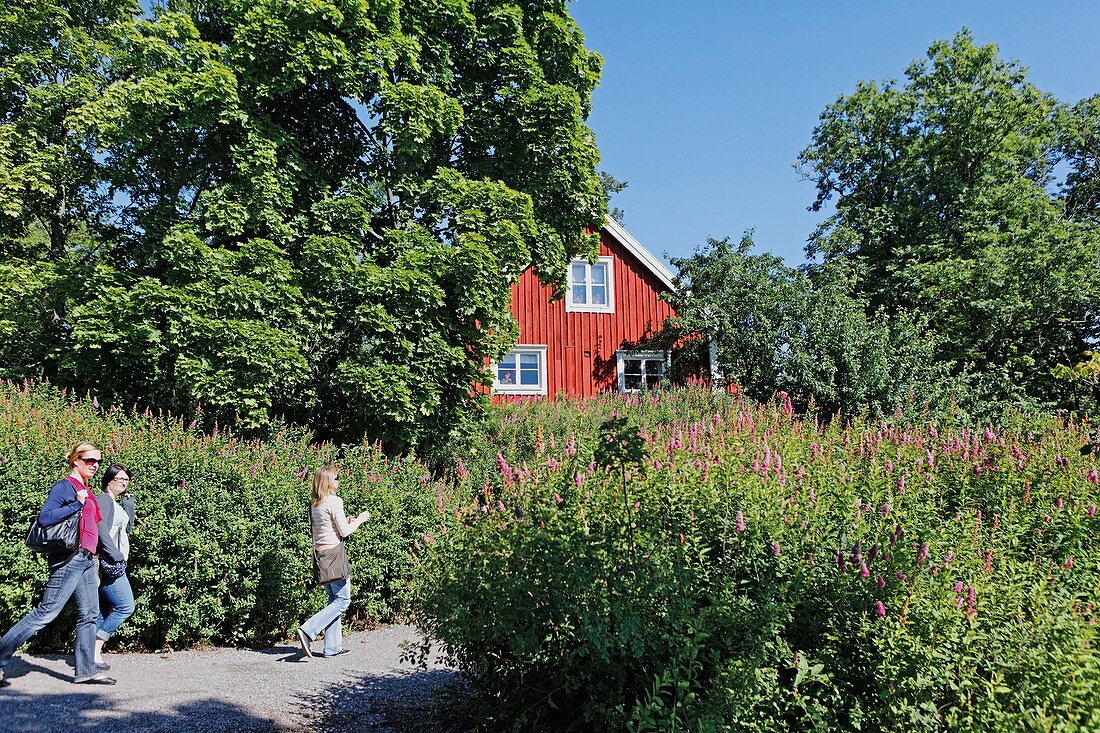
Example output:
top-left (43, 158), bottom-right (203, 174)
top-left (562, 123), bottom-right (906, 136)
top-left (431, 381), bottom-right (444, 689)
top-left (570, 1), bottom-right (1100, 267)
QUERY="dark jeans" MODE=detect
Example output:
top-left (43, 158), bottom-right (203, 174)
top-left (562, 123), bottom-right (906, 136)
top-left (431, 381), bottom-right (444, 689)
top-left (0, 552), bottom-right (99, 681)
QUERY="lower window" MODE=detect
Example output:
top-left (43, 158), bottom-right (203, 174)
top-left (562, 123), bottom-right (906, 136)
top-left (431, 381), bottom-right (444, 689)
top-left (493, 345), bottom-right (548, 395)
top-left (617, 350), bottom-right (669, 392)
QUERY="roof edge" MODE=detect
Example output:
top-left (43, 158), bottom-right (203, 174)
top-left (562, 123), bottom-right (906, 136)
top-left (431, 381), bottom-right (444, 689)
top-left (600, 217), bottom-right (678, 292)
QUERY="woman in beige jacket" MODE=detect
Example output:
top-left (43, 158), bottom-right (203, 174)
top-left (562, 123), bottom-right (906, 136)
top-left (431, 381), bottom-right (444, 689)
top-left (295, 466), bottom-right (369, 658)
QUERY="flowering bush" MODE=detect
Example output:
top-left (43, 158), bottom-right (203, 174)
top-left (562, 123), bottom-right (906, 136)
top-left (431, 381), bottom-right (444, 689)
top-left (412, 391), bottom-right (1100, 730)
top-left (0, 382), bottom-right (448, 651)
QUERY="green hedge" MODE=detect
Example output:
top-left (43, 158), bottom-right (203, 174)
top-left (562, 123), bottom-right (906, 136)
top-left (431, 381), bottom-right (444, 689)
top-left (412, 392), bottom-right (1100, 731)
top-left (0, 382), bottom-right (451, 651)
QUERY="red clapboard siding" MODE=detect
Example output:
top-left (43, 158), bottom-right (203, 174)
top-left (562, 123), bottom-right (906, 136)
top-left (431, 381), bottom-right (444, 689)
top-left (495, 226), bottom-right (678, 402)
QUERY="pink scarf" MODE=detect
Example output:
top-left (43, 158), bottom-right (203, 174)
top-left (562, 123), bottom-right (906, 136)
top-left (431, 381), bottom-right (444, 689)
top-left (69, 477), bottom-right (101, 554)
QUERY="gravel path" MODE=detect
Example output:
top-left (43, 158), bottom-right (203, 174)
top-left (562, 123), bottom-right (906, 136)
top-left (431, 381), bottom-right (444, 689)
top-left (0, 626), bottom-right (459, 732)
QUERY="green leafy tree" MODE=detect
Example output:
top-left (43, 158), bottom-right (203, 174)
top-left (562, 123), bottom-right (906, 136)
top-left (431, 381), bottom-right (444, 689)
top-left (0, 0), bottom-right (606, 447)
top-left (599, 170), bottom-right (627, 222)
top-left (665, 234), bottom-right (943, 418)
top-left (1061, 95), bottom-right (1100, 225)
top-left (797, 30), bottom-right (1100, 413)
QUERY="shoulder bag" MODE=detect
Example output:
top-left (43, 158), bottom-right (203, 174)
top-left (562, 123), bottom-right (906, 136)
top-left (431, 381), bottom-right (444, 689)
top-left (309, 505), bottom-right (350, 585)
top-left (25, 508), bottom-right (82, 554)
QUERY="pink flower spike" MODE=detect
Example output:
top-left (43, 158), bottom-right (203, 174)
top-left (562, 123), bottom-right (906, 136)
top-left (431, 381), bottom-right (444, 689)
top-left (735, 511), bottom-right (747, 533)
top-left (859, 561), bottom-right (870, 578)
top-left (881, 503), bottom-right (891, 517)
top-left (895, 571), bottom-right (907, 580)
top-left (553, 494), bottom-right (563, 504)
top-left (773, 541), bottom-right (781, 556)
top-left (1088, 504), bottom-right (1097, 517)
top-left (1063, 557), bottom-right (1076, 569)
top-left (953, 581), bottom-right (964, 593)
top-left (875, 601), bottom-right (886, 618)
top-left (1055, 497), bottom-right (1064, 510)
top-left (1088, 468), bottom-right (1098, 485)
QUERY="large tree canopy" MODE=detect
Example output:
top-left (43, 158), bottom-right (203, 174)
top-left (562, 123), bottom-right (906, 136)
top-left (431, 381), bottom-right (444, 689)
top-left (797, 30), bottom-right (1100, 413)
top-left (0, 0), bottom-right (606, 446)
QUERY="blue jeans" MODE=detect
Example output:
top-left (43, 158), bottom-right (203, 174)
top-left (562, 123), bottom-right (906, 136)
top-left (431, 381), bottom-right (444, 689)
top-left (300, 577), bottom-right (351, 655)
top-left (97, 573), bottom-right (135, 640)
top-left (0, 552), bottom-right (99, 681)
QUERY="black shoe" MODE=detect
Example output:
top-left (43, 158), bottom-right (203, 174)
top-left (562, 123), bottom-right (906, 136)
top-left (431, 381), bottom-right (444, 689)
top-left (96, 661), bottom-right (111, 671)
top-left (74, 675), bottom-right (116, 685)
top-left (322, 649), bottom-right (350, 657)
top-left (296, 628), bottom-right (313, 658)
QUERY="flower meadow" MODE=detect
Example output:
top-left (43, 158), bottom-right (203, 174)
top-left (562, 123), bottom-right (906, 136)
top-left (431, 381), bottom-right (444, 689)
top-left (0, 382), bottom-right (445, 651)
top-left (411, 391), bottom-right (1100, 731)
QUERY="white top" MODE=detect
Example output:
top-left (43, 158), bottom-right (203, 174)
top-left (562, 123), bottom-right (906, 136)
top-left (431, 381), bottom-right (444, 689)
top-left (109, 496), bottom-right (130, 560)
top-left (310, 495), bottom-right (365, 550)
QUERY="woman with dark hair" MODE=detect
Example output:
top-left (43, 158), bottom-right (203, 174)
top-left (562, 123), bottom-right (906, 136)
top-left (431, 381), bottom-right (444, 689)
top-left (94, 463), bottom-right (137, 670)
top-left (0, 442), bottom-right (120, 686)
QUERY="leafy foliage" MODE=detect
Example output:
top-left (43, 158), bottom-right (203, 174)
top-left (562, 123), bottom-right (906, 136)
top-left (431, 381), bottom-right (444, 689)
top-left (0, 0), bottom-right (606, 447)
top-left (665, 233), bottom-right (945, 418)
top-left (797, 30), bottom-right (1100, 415)
top-left (0, 382), bottom-right (453, 650)
top-left (412, 389), bottom-right (1100, 731)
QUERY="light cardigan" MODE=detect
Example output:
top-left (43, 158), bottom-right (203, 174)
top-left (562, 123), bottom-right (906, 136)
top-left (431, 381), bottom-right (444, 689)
top-left (310, 495), bottom-right (365, 550)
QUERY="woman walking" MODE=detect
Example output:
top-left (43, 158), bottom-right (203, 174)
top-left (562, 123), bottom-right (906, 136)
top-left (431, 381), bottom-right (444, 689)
top-left (0, 443), bottom-right (118, 686)
top-left (94, 464), bottom-right (137, 670)
top-left (296, 466), bottom-right (369, 658)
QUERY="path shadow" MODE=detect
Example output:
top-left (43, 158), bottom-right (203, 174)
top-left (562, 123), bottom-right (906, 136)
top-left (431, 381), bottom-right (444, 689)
top-left (2, 653), bottom-right (74, 683)
top-left (251, 641), bottom-right (311, 663)
top-left (298, 669), bottom-right (464, 732)
top-left (0, 690), bottom-right (280, 732)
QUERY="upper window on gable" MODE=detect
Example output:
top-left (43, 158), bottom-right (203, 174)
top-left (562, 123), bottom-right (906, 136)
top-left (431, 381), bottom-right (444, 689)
top-left (565, 257), bottom-right (614, 313)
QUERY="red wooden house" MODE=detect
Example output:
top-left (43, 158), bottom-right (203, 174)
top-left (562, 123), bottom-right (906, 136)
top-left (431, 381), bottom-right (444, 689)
top-left (492, 218), bottom-right (691, 400)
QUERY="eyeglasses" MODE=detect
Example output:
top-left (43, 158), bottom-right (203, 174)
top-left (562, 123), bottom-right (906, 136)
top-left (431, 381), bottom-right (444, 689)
top-left (80, 457), bottom-right (101, 466)
top-left (113, 476), bottom-right (130, 482)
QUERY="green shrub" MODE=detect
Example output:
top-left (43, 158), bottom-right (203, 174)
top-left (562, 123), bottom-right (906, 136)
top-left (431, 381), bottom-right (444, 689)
top-left (0, 382), bottom-right (451, 651)
top-left (411, 391), bottom-right (1100, 730)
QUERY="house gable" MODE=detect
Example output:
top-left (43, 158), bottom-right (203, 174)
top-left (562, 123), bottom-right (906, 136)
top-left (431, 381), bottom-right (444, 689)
top-left (495, 219), bottom-right (679, 399)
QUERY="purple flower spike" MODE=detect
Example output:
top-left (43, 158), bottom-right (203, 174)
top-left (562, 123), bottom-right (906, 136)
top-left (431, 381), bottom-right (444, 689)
top-left (859, 561), bottom-right (870, 578)
top-left (876, 574), bottom-right (886, 590)
top-left (875, 601), bottom-right (886, 618)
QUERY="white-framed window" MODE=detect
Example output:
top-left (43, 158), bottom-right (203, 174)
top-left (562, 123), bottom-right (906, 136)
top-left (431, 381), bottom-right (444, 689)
top-left (565, 257), bottom-right (614, 313)
top-left (492, 345), bottom-right (548, 395)
top-left (616, 350), bottom-right (669, 392)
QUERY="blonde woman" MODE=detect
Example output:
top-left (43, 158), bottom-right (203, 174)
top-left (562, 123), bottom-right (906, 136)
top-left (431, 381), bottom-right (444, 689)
top-left (0, 443), bottom-right (116, 686)
top-left (295, 466), bottom-right (369, 658)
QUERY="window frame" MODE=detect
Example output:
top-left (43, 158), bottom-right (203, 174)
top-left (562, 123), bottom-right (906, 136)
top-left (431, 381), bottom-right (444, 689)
top-left (492, 345), bottom-right (548, 396)
top-left (564, 256), bottom-right (615, 313)
top-left (616, 349), bottom-right (670, 393)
